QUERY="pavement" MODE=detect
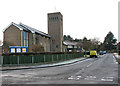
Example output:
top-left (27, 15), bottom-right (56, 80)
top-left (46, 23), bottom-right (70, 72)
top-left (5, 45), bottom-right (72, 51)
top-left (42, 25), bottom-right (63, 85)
top-left (113, 53), bottom-right (120, 64)
top-left (1, 57), bottom-right (87, 71)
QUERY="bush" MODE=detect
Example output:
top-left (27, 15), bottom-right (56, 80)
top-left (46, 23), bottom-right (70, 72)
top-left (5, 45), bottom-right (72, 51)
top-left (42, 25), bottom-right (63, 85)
top-left (32, 44), bottom-right (44, 53)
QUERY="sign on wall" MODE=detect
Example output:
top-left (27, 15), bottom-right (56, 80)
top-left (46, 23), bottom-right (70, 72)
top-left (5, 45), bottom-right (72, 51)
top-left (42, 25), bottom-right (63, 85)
top-left (9, 46), bottom-right (28, 53)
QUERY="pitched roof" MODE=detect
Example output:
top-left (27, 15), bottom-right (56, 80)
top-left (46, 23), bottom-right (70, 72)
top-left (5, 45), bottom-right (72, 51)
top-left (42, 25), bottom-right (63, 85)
top-left (63, 41), bottom-right (77, 46)
top-left (3, 22), bottom-right (23, 32)
top-left (3, 22), bottom-right (51, 38)
top-left (19, 23), bottom-right (51, 38)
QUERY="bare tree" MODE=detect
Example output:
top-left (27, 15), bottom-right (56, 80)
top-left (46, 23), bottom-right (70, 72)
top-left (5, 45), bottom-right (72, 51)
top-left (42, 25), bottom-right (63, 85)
top-left (81, 37), bottom-right (101, 51)
top-left (82, 37), bottom-right (91, 51)
top-left (90, 37), bottom-right (101, 51)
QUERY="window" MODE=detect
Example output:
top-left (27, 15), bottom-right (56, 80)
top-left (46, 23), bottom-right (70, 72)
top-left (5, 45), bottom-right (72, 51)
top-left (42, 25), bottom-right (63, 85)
top-left (24, 31), bottom-right (28, 46)
top-left (49, 17), bottom-right (59, 21)
top-left (56, 45), bottom-right (58, 48)
top-left (35, 35), bottom-right (40, 44)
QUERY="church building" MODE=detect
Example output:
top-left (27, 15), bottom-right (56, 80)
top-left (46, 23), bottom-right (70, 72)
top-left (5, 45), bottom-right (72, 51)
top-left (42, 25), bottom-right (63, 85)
top-left (3, 12), bottom-right (63, 53)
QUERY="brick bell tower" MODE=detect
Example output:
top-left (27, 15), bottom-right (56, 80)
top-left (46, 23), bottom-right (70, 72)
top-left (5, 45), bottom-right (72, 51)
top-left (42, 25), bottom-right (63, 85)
top-left (48, 12), bottom-right (63, 52)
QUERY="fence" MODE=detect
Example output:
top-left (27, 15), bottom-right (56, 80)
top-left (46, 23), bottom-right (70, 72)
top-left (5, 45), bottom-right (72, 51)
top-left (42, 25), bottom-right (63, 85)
top-left (0, 46), bottom-right (2, 56)
top-left (1, 52), bottom-right (84, 65)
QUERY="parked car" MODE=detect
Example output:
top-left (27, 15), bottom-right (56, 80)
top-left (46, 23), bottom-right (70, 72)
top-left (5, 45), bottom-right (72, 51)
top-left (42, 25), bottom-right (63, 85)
top-left (103, 51), bottom-right (106, 54)
top-left (99, 51), bottom-right (104, 55)
top-left (90, 50), bottom-right (98, 58)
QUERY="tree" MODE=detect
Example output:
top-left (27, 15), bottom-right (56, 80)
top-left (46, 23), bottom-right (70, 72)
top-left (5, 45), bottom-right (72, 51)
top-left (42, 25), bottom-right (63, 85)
top-left (99, 43), bottom-right (104, 51)
top-left (103, 31), bottom-right (117, 51)
top-left (63, 35), bottom-right (73, 41)
top-left (63, 35), bottom-right (67, 40)
top-left (74, 38), bottom-right (79, 42)
top-left (81, 37), bottom-right (101, 51)
top-left (82, 37), bottom-right (91, 51)
top-left (67, 35), bottom-right (73, 41)
top-left (90, 37), bottom-right (101, 51)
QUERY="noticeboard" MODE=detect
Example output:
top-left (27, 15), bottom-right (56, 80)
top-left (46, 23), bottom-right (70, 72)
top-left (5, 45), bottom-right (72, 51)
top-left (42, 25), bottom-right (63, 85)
top-left (9, 46), bottom-right (28, 53)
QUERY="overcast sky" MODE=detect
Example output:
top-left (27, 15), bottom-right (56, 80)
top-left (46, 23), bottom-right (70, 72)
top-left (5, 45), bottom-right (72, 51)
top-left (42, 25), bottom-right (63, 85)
top-left (0, 0), bottom-right (119, 43)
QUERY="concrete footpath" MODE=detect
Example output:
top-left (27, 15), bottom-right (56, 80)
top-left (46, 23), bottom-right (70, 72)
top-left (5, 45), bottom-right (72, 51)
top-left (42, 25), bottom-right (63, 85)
top-left (1, 57), bottom-right (87, 71)
top-left (114, 53), bottom-right (120, 64)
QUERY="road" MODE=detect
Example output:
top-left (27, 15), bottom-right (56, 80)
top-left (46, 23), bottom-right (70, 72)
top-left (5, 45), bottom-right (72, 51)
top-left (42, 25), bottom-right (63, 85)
top-left (2, 54), bottom-right (118, 84)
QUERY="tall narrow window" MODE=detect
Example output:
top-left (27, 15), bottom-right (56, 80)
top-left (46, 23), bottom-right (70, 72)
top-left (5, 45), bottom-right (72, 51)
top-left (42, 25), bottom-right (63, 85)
top-left (35, 35), bottom-right (40, 44)
top-left (24, 31), bottom-right (28, 46)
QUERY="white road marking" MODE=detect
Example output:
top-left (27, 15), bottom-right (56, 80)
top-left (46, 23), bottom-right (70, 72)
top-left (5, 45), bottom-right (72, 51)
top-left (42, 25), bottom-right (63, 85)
top-left (86, 63), bottom-right (93, 68)
top-left (101, 79), bottom-right (113, 81)
top-left (68, 76), bottom-right (74, 80)
top-left (76, 78), bottom-right (80, 80)
top-left (84, 76), bottom-right (96, 80)
top-left (77, 76), bottom-right (82, 78)
top-left (101, 77), bottom-right (113, 82)
top-left (2, 73), bottom-right (33, 78)
top-left (68, 76), bottom-right (82, 80)
top-left (86, 59), bottom-right (98, 68)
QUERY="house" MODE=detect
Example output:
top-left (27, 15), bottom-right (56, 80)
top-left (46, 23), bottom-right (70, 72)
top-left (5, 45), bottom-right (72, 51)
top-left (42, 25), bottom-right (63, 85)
top-left (63, 41), bottom-right (82, 52)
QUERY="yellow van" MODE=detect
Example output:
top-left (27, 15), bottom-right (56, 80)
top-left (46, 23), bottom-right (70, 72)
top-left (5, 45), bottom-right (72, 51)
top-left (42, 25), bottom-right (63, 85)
top-left (90, 50), bottom-right (97, 58)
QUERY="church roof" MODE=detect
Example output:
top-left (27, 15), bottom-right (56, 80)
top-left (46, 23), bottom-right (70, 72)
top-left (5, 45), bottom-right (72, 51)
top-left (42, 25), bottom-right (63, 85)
top-left (3, 22), bottom-right (51, 38)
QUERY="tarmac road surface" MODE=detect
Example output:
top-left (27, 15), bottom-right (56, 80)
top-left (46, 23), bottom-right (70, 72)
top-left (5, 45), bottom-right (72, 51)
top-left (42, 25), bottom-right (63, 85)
top-left (2, 54), bottom-right (118, 85)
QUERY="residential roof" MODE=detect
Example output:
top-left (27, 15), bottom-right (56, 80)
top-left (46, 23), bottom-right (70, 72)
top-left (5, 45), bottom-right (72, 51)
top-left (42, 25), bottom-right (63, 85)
top-left (63, 41), bottom-right (77, 46)
top-left (3, 22), bottom-right (51, 38)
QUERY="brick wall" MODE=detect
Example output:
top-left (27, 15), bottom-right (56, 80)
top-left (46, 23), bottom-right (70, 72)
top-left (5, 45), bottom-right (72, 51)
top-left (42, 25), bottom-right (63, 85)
top-left (3, 25), bottom-right (21, 53)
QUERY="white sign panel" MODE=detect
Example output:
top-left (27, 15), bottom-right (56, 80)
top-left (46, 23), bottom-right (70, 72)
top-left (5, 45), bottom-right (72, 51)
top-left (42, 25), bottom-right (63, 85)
top-left (11, 48), bottom-right (15, 53)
